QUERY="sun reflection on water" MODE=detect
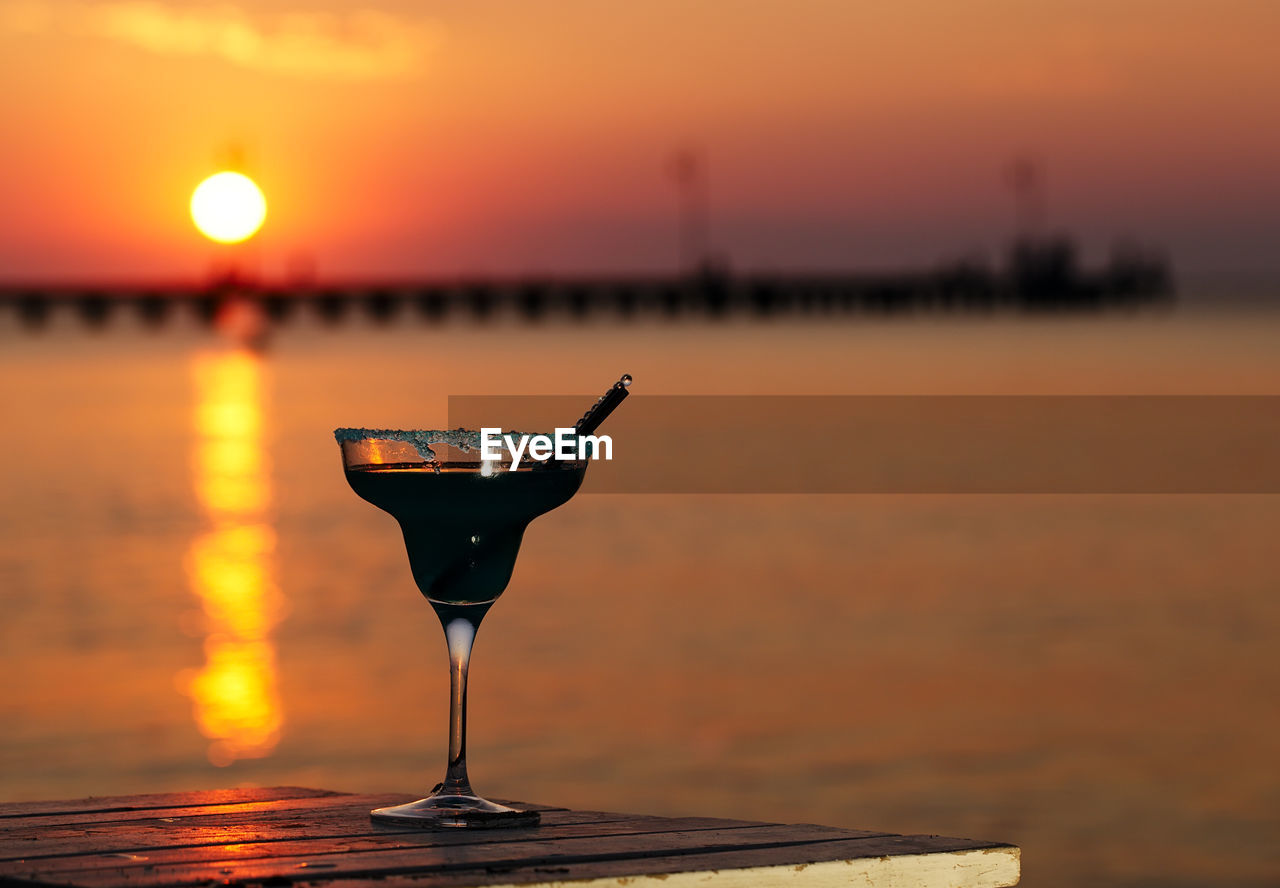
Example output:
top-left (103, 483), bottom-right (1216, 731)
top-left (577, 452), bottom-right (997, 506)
top-left (183, 350), bottom-right (283, 766)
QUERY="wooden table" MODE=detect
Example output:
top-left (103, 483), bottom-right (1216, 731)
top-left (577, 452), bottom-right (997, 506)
top-left (0, 787), bottom-right (1020, 887)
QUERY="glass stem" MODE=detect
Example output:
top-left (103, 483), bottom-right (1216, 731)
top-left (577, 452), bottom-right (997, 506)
top-left (436, 603), bottom-right (490, 797)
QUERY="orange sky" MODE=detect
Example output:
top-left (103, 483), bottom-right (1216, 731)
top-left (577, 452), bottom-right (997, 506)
top-left (1, 0), bottom-right (1277, 284)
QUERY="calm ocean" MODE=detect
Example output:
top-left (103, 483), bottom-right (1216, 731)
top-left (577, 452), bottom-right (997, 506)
top-left (2, 306), bottom-right (1277, 887)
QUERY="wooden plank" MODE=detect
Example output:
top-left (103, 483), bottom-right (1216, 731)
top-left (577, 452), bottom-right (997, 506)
top-left (5, 822), bottom-right (873, 876)
top-left (482, 839), bottom-right (1020, 888)
top-left (0, 791), bottom-right (560, 832)
top-left (0, 808), bottom-right (780, 869)
top-left (0, 794), bottom-right (566, 831)
top-left (320, 841), bottom-right (1020, 888)
top-left (2, 814), bottom-right (800, 866)
top-left (5, 836), bottom-right (1018, 888)
top-left (0, 787), bottom-right (341, 819)
top-left (0, 800), bottom-right (687, 858)
top-left (5, 828), bottom-right (997, 887)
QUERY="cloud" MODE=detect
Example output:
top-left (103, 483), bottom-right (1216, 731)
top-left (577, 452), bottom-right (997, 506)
top-left (0, 1), bottom-right (440, 80)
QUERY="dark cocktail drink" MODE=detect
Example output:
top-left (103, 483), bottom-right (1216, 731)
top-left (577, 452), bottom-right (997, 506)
top-left (345, 463), bottom-right (584, 606)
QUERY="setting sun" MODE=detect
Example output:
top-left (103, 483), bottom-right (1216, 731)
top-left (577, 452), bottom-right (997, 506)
top-left (191, 172), bottom-right (267, 244)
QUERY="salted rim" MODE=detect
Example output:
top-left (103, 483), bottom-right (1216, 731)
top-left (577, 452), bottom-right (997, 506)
top-left (335, 427), bottom-right (559, 463)
top-left (335, 427), bottom-right (483, 452)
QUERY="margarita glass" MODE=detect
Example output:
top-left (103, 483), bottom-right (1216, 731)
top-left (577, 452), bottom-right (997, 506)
top-left (336, 428), bottom-right (586, 827)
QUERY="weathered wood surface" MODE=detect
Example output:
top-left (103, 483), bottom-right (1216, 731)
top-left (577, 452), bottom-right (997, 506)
top-left (0, 787), bottom-right (1020, 888)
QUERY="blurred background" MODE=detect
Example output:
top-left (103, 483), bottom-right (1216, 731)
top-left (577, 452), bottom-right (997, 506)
top-left (1, 3), bottom-right (1278, 887)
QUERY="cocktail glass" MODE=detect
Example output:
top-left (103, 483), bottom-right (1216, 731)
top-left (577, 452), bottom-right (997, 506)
top-left (336, 428), bottom-right (586, 828)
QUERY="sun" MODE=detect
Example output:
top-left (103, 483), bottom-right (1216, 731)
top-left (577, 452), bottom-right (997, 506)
top-left (191, 172), bottom-right (267, 244)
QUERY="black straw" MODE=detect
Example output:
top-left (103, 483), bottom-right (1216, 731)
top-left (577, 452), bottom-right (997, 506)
top-left (574, 374), bottom-right (632, 436)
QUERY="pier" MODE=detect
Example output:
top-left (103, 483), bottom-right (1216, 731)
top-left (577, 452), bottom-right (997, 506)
top-left (0, 246), bottom-right (1172, 331)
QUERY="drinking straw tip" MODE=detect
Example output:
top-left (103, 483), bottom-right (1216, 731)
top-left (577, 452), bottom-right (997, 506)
top-left (574, 375), bottom-right (633, 437)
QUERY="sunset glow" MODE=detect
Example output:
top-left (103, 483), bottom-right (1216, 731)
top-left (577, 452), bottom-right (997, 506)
top-left (184, 350), bottom-right (283, 766)
top-left (0, 2), bottom-right (1277, 280)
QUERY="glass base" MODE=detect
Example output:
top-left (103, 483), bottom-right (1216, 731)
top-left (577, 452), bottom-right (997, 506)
top-left (371, 792), bottom-right (540, 829)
